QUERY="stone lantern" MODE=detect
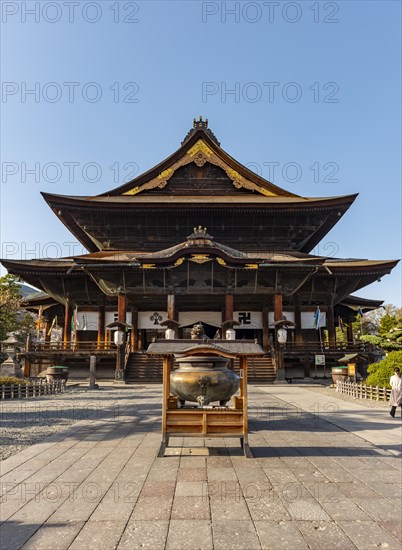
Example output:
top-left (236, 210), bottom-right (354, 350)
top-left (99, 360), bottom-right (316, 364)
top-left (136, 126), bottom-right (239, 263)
top-left (0, 334), bottom-right (23, 378)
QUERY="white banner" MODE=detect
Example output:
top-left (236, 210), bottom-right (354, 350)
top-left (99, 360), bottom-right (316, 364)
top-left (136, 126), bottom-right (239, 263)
top-left (268, 311), bottom-right (295, 328)
top-left (77, 311), bottom-right (98, 331)
top-left (138, 311), bottom-right (167, 329)
top-left (301, 312), bottom-right (326, 329)
top-left (178, 311), bottom-right (222, 327)
top-left (105, 311), bottom-right (132, 327)
top-left (234, 311), bottom-right (263, 329)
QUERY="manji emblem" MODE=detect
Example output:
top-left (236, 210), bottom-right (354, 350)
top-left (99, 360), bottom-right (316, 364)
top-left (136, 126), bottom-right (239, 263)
top-left (238, 312), bottom-right (251, 325)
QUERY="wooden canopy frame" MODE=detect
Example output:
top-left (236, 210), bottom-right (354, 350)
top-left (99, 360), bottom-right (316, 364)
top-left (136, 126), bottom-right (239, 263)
top-left (147, 340), bottom-right (264, 458)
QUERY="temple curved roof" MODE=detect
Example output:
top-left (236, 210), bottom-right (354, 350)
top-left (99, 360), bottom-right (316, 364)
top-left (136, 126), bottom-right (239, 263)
top-left (40, 119), bottom-right (359, 253)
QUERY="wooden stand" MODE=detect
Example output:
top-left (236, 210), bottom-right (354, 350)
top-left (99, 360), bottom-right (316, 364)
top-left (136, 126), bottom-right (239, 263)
top-left (157, 348), bottom-right (254, 458)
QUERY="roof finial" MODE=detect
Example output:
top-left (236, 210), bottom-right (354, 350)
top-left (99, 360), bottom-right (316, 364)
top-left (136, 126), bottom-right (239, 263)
top-left (193, 116), bottom-right (208, 129)
top-left (182, 117), bottom-right (220, 146)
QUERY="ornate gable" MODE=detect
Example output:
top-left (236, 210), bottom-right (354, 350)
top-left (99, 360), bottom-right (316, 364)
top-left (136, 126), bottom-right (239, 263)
top-left (122, 137), bottom-right (278, 197)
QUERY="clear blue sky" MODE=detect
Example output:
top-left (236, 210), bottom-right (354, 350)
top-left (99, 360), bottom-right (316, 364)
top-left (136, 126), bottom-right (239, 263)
top-left (1, 0), bottom-right (401, 306)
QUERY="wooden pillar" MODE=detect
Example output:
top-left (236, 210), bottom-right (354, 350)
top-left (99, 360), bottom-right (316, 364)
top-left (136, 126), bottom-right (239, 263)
top-left (327, 305), bottom-right (336, 348)
top-left (63, 303), bottom-right (72, 348)
top-left (167, 294), bottom-right (176, 320)
top-left (44, 319), bottom-right (51, 343)
top-left (118, 292), bottom-right (126, 323)
top-left (274, 294), bottom-right (285, 381)
top-left (295, 305), bottom-right (303, 347)
top-left (262, 306), bottom-right (269, 351)
top-left (24, 334), bottom-right (31, 377)
top-left (304, 355), bottom-right (310, 377)
top-left (131, 307), bottom-right (138, 351)
top-left (347, 319), bottom-right (354, 346)
top-left (158, 354), bottom-right (171, 456)
top-left (225, 293), bottom-right (234, 321)
top-left (274, 294), bottom-right (283, 321)
top-left (97, 302), bottom-right (105, 350)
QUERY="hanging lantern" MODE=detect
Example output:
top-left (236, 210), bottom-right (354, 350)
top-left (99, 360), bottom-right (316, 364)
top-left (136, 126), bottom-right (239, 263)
top-left (225, 328), bottom-right (236, 340)
top-left (114, 329), bottom-right (124, 346)
top-left (277, 327), bottom-right (287, 344)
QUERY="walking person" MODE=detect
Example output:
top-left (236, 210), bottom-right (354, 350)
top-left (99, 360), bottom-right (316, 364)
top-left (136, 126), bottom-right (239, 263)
top-left (389, 367), bottom-right (402, 418)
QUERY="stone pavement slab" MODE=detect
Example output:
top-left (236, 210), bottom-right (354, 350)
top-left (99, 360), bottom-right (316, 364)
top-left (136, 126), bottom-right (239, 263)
top-left (257, 385), bottom-right (402, 456)
top-left (1, 384), bottom-right (401, 549)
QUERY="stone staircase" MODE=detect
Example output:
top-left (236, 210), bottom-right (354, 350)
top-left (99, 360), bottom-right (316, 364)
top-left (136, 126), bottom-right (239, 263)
top-left (125, 353), bottom-right (276, 384)
top-left (233, 356), bottom-right (276, 384)
top-left (125, 353), bottom-right (163, 383)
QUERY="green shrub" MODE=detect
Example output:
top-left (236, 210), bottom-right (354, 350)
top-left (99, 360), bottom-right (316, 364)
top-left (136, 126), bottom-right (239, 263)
top-left (0, 376), bottom-right (30, 385)
top-left (365, 351), bottom-right (402, 388)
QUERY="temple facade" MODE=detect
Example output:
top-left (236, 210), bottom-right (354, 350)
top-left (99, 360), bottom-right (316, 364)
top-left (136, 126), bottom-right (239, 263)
top-left (2, 118), bottom-right (398, 381)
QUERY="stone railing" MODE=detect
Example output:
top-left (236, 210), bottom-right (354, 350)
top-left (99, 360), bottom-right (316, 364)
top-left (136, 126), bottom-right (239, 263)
top-left (336, 380), bottom-right (391, 401)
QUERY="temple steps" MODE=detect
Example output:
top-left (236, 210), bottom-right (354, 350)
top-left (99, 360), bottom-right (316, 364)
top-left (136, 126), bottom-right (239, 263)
top-left (124, 353), bottom-right (276, 384)
top-left (125, 354), bottom-right (163, 383)
top-left (233, 357), bottom-right (276, 384)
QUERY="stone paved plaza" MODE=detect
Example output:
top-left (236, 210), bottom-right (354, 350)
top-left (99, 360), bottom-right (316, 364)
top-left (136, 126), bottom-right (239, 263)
top-left (1, 385), bottom-right (401, 549)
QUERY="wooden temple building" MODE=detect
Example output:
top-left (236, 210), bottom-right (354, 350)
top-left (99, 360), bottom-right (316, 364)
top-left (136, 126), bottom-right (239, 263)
top-left (2, 118), bottom-right (398, 382)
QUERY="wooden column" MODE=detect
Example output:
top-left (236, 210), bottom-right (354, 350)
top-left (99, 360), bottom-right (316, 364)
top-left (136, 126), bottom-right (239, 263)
top-left (225, 293), bottom-right (234, 321)
top-left (167, 294), bottom-right (176, 320)
top-left (274, 293), bottom-right (285, 381)
top-left (63, 303), bottom-right (72, 348)
top-left (304, 355), bottom-right (311, 377)
top-left (44, 319), bottom-right (51, 342)
top-left (131, 307), bottom-right (138, 351)
top-left (327, 305), bottom-right (336, 348)
top-left (274, 294), bottom-right (283, 321)
top-left (97, 302), bottom-right (105, 350)
top-left (347, 319), bottom-right (354, 345)
top-left (262, 306), bottom-right (270, 351)
top-left (24, 335), bottom-right (31, 377)
top-left (295, 305), bottom-right (303, 347)
top-left (158, 354), bottom-right (171, 456)
top-left (118, 292), bottom-right (126, 323)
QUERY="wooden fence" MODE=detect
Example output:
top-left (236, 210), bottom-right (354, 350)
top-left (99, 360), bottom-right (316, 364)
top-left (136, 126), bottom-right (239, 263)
top-left (1, 379), bottom-right (66, 400)
top-left (336, 380), bottom-right (391, 401)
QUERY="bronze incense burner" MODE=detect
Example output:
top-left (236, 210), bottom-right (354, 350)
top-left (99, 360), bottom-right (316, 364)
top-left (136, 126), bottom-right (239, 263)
top-left (170, 355), bottom-right (240, 407)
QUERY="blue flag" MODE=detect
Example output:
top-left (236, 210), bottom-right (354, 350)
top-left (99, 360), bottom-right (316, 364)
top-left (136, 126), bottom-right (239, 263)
top-left (314, 306), bottom-right (320, 330)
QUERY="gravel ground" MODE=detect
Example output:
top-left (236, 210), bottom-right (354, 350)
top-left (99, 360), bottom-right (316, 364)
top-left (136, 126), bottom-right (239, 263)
top-left (306, 384), bottom-right (391, 409)
top-left (0, 384), bottom-right (148, 461)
